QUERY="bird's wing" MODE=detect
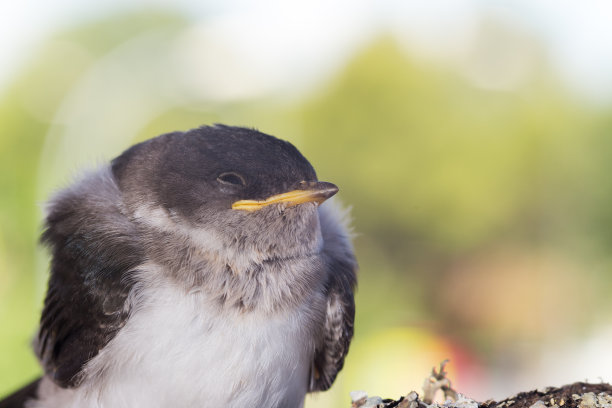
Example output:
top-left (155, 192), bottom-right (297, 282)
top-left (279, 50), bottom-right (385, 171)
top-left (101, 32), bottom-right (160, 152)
top-left (35, 169), bottom-right (143, 388)
top-left (309, 203), bottom-right (358, 392)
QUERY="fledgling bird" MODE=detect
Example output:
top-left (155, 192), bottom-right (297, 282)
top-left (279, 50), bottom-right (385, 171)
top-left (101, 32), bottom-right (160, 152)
top-left (0, 125), bottom-right (357, 408)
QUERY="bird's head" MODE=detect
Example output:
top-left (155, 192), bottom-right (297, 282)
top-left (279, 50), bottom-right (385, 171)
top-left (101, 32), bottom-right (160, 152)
top-left (111, 125), bottom-right (337, 268)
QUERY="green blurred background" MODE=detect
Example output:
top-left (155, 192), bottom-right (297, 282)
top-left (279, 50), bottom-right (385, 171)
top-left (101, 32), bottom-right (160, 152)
top-left (2, 1), bottom-right (612, 406)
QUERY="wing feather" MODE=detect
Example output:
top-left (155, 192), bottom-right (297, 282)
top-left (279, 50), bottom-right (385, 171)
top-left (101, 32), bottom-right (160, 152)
top-left (309, 202), bottom-right (358, 391)
top-left (35, 168), bottom-right (142, 388)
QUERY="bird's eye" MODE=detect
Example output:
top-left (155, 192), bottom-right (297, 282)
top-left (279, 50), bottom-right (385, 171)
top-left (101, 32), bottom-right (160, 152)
top-left (217, 172), bottom-right (246, 186)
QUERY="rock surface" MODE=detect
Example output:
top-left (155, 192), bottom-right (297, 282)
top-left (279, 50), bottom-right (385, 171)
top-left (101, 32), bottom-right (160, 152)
top-left (351, 383), bottom-right (612, 408)
top-left (350, 361), bottom-right (612, 408)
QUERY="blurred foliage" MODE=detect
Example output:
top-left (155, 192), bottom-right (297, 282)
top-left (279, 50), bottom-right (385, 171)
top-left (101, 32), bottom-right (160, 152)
top-left (1, 9), bottom-right (612, 406)
top-left (297, 36), bottom-right (609, 336)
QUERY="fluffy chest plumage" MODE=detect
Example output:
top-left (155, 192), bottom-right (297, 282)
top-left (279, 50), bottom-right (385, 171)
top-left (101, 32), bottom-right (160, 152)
top-left (36, 280), bottom-right (323, 408)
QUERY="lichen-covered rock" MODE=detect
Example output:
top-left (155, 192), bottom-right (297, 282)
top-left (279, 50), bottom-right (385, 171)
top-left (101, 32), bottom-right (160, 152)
top-left (350, 383), bottom-right (612, 408)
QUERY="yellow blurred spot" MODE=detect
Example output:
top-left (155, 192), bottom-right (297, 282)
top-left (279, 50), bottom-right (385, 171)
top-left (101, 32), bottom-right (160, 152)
top-left (344, 327), bottom-right (458, 400)
top-left (306, 326), bottom-right (465, 408)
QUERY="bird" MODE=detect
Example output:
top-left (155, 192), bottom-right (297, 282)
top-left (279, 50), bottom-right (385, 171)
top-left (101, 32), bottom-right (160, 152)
top-left (0, 124), bottom-right (357, 408)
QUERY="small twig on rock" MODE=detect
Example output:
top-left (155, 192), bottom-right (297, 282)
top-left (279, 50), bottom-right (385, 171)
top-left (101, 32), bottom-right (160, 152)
top-left (423, 360), bottom-right (459, 404)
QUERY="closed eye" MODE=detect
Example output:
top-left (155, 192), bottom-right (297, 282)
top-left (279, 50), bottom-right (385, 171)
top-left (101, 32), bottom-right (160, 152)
top-left (217, 172), bottom-right (246, 186)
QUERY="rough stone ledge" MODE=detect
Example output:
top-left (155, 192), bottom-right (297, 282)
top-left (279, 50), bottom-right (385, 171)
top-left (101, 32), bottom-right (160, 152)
top-left (350, 362), bottom-right (612, 408)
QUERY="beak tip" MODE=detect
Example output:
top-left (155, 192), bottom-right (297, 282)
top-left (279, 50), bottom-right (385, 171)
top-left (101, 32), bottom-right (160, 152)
top-left (308, 181), bottom-right (338, 201)
top-left (323, 183), bottom-right (339, 199)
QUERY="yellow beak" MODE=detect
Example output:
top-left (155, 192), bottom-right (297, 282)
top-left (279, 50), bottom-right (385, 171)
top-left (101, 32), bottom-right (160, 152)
top-left (232, 181), bottom-right (338, 212)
